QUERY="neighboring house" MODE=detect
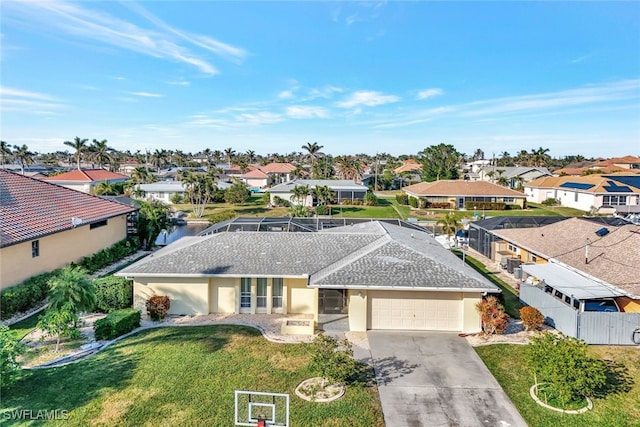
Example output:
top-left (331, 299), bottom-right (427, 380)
top-left (394, 159), bottom-right (422, 185)
top-left (0, 170), bottom-right (137, 289)
top-left (157, 167), bottom-right (206, 181)
top-left (490, 217), bottom-right (639, 309)
top-left (43, 169), bottom-right (129, 193)
top-left (117, 221), bottom-right (500, 333)
top-left (477, 166), bottom-right (551, 189)
top-left (403, 180), bottom-right (527, 210)
top-left (118, 161), bottom-right (143, 174)
top-left (485, 217), bottom-right (640, 345)
top-left (138, 181), bottom-right (186, 204)
top-left (553, 155), bottom-right (640, 176)
top-left (269, 180), bottom-right (369, 207)
top-left (241, 168), bottom-right (270, 189)
top-left (260, 162), bottom-right (297, 184)
top-left (524, 174), bottom-right (640, 212)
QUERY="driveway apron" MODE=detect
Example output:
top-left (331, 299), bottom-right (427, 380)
top-left (368, 331), bottom-right (528, 427)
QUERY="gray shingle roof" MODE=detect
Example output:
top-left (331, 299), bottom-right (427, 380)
top-left (269, 179), bottom-right (368, 193)
top-left (117, 221), bottom-right (499, 292)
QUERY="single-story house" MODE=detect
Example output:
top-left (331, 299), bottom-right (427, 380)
top-left (490, 218), bottom-right (640, 312)
top-left (138, 181), bottom-right (186, 204)
top-left (43, 169), bottom-right (130, 193)
top-left (403, 180), bottom-right (527, 210)
top-left (552, 155), bottom-right (640, 176)
top-left (117, 221), bottom-right (500, 333)
top-left (524, 174), bottom-right (640, 212)
top-left (0, 170), bottom-right (137, 289)
top-left (269, 179), bottom-right (369, 207)
top-left (477, 166), bottom-right (551, 189)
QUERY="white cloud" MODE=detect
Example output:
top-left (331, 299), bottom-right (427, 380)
top-left (278, 90), bottom-right (295, 100)
top-left (336, 90), bottom-right (400, 108)
top-left (237, 112), bottom-right (284, 126)
top-left (129, 92), bottom-right (164, 98)
top-left (306, 85), bottom-right (343, 100)
top-left (166, 80), bottom-right (190, 86)
top-left (0, 86), bottom-right (64, 113)
top-left (286, 106), bottom-right (329, 119)
top-left (4, 1), bottom-right (247, 75)
top-left (417, 88), bottom-right (444, 100)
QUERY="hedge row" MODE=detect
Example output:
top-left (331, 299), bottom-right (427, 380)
top-left (93, 276), bottom-right (133, 313)
top-left (464, 201), bottom-right (506, 211)
top-left (94, 309), bottom-right (141, 340)
top-left (0, 272), bottom-right (54, 320)
top-left (78, 237), bottom-right (140, 274)
top-left (0, 237), bottom-right (140, 320)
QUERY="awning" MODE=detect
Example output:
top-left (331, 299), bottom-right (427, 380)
top-left (522, 263), bottom-right (623, 300)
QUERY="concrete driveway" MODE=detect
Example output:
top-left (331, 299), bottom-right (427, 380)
top-left (368, 331), bottom-right (527, 427)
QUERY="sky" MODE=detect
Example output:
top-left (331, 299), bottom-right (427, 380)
top-left (1, 1), bottom-right (639, 159)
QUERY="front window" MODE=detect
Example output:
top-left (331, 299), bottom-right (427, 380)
top-left (256, 278), bottom-right (267, 308)
top-left (603, 195), bottom-right (627, 206)
top-left (32, 240), bottom-right (39, 258)
top-left (240, 278), bottom-right (251, 308)
top-left (272, 278), bottom-right (283, 308)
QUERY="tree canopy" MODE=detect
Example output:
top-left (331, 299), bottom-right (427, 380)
top-left (419, 143), bottom-right (461, 182)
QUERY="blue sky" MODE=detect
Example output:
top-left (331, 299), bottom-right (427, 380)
top-left (1, 1), bottom-right (639, 159)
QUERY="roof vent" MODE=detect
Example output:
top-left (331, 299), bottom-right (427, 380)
top-left (595, 227), bottom-right (609, 237)
top-left (71, 217), bottom-right (83, 227)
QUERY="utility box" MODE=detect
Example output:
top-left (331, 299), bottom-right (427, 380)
top-left (506, 258), bottom-right (521, 274)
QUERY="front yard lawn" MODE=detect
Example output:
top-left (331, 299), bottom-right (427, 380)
top-left (476, 344), bottom-right (640, 427)
top-left (1, 325), bottom-right (383, 426)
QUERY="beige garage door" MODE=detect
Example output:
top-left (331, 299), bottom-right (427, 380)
top-left (368, 291), bottom-right (462, 331)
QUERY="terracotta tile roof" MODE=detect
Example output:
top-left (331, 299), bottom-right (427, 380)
top-left (43, 169), bottom-right (129, 183)
top-left (493, 218), bottom-right (640, 297)
top-left (260, 162), bottom-right (296, 173)
top-left (242, 169), bottom-right (269, 179)
top-left (0, 170), bottom-right (136, 248)
top-left (403, 180), bottom-right (525, 197)
top-left (526, 175), bottom-right (640, 194)
top-left (394, 163), bottom-right (422, 174)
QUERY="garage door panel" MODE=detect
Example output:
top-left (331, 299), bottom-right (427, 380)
top-left (369, 291), bottom-right (461, 331)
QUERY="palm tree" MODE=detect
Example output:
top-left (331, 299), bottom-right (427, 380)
top-left (334, 156), bottom-right (364, 182)
top-left (64, 137), bottom-right (88, 170)
top-left (302, 142), bottom-right (323, 168)
top-left (137, 199), bottom-right (171, 250)
top-left (245, 150), bottom-right (256, 164)
top-left (89, 139), bottom-right (114, 170)
top-left (291, 184), bottom-right (310, 206)
top-left (182, 172), bottom-right (216, 218)
top-left (436, 212), bottom-right (461, 247)
top-left (150, 149), bottom-right (168, 173)
top-left (0, 141), bottom-right (12, 167)
top-left (313, 185), bottom-right (334, 207)
top-left (224, 147), bottom-right (236, 168)
top-left (12, 144), bottom-right (34, 174)
top-left (47, 266), bottom-right (96, 314)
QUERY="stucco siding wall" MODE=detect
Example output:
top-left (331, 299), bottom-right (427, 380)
top-left (210, 277), bottom-right (237, 313)
top-left (0, 215), bottom-right (128, 289)
top-left (288, 279), bottom-right (316, 316)
top-left (462, 293), bottom-right (483, 333)
top-left (348, 290), bottom-right (367, 332)
top-left (134, 277), bottom-right (209, 315)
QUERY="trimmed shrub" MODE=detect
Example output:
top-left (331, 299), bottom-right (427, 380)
top-left (464, 201), bottom-right (506, 211)
top-left (520, 306), bottom-right (544, 331)
top-left (395, 193), bottom-right (409, 205)
top-left (408, 197), bottom-right (418, 208)
top-left (80, 237), bottom-right (140, 274)
top-left (146, 295), bottom-right (170, 321)
top-left (363, 192), bottom-right (377, 206)
top-left (94, 309), bottom-right (141, 340)
top-left (418, 198), bottom-right (430, 209)
top-left (170, 193), bottom-right (183, 204)
top-left (93, 276), bottom-right (133, 313)
top-left (430, 202), bottom-right (452, 209)
top-left (315, 205), bottom-right (330, 215)
top-left (541, 198), bottom-right (559, 206)
top-left (476, 296), bottom-right (510, 335)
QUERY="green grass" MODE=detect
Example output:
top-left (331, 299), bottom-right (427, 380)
top-left (476, 344), bottom-right (640, 427)
top-left (1, 325), bottom-right (383, 426)
top-left (453, 251), bottom-right (522, 318)
top-left (7, 311), bottom-right (41, 340)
